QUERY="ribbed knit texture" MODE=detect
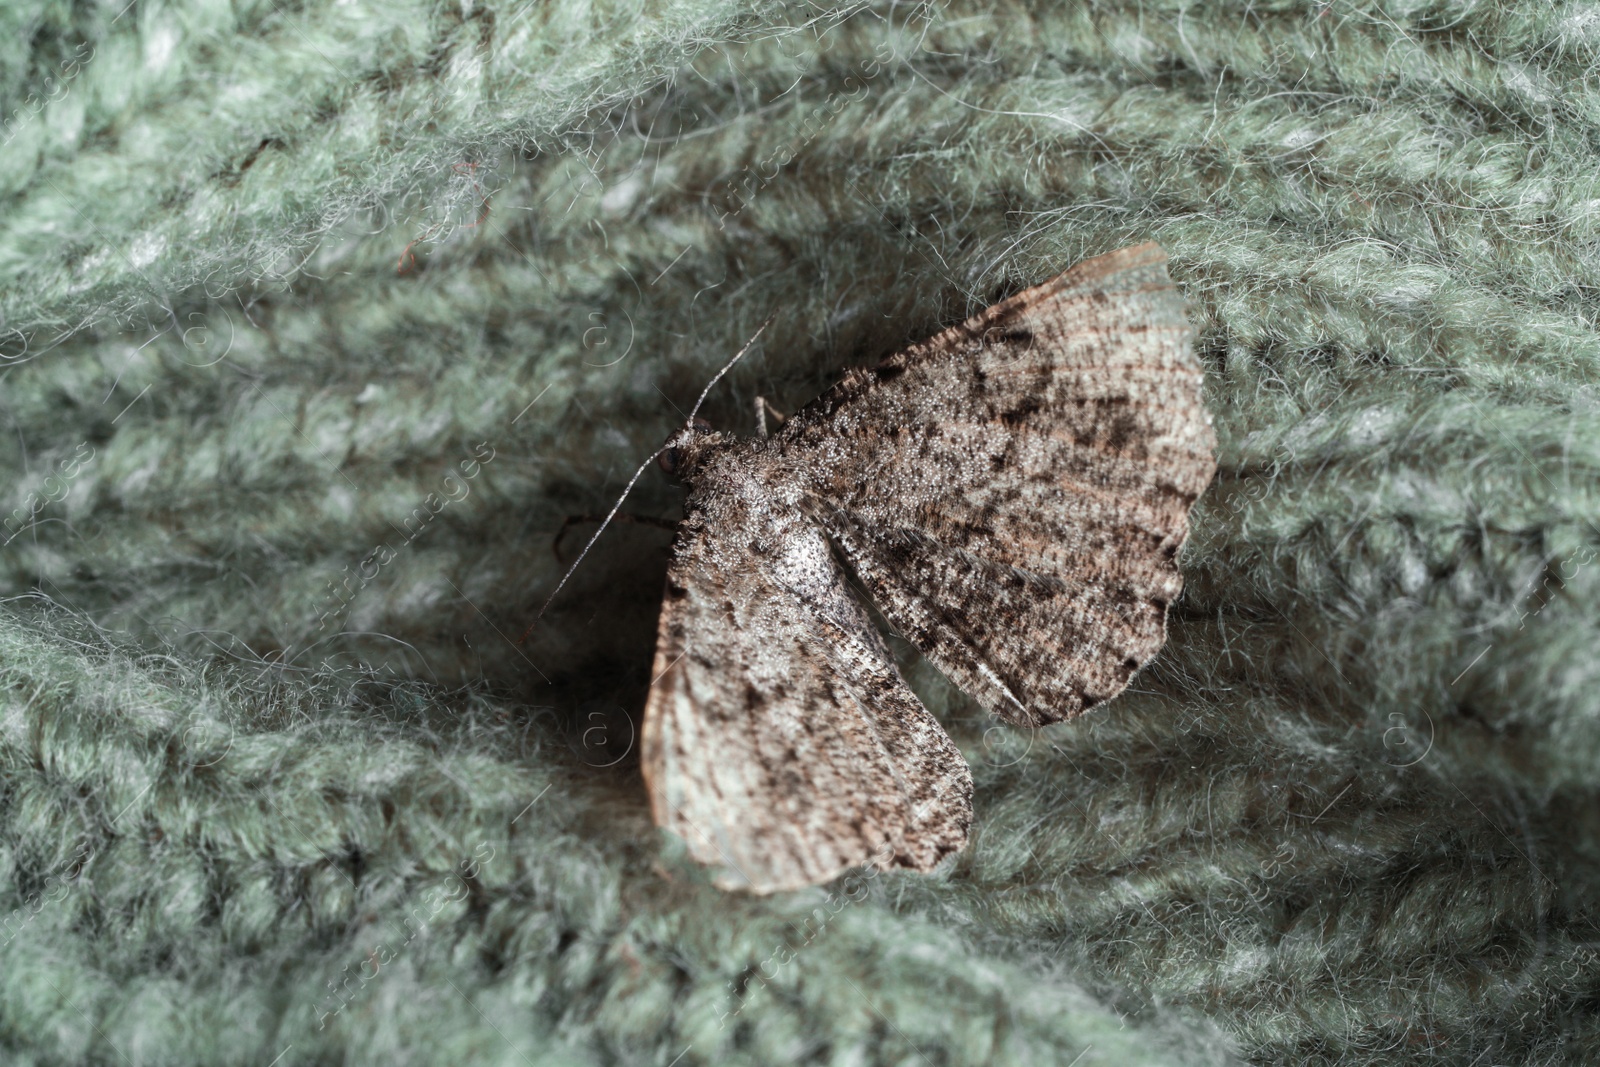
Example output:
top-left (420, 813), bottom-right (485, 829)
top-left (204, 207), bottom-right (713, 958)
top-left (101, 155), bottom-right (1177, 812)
top-left (2, 1), bottom-right (1597, 1063)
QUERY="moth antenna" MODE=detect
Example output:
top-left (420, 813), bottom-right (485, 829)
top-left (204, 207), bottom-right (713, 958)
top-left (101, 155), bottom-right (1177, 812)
top-left (529, 316), bottom-right (773, 632)
top-left (531, 444), bottom-right (669, 628)
top-left (686, 316), bottom-right (773, 423)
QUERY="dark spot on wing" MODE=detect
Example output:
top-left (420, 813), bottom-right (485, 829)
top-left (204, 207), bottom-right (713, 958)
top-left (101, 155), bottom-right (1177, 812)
top-left (990, 325), bottom-right (1034, 346)
top-left (999, 395), bottom-right (1043, 427)
top-left (1105, 412), bottom-right (1141, 453)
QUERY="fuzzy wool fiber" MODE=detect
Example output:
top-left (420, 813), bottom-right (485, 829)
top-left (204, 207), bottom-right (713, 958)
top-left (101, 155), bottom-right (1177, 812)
top-left (1, 1), bottom-right (1597, 1064)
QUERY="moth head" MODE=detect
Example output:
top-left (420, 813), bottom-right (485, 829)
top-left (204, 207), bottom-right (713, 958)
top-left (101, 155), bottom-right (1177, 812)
top-left (658, 416), bottom-right (716, 478)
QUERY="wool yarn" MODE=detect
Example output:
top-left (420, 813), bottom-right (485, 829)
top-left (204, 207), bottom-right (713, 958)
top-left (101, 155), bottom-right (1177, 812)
top-left (2, 1), bottom-right (1597, 1063)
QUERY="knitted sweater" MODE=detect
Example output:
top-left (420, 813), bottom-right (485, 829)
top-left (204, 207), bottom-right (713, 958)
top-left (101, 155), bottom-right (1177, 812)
top-left (1, 2), bottom-right (1594, 1063)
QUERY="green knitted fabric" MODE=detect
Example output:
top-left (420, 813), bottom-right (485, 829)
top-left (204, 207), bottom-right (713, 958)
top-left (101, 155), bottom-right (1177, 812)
top-left (3, 0), bottom-right (1598, 1063)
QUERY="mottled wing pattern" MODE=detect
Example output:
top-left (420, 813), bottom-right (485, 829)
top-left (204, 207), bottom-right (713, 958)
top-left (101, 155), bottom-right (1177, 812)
top-left (640, 487), bottom-right (973, 894)
top-left (777, 243), bottom-right (1216, 725)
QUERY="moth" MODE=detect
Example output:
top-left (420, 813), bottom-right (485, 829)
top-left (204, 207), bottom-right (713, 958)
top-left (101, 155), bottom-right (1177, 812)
top-left (556, 243), bottom-right (1216, 893)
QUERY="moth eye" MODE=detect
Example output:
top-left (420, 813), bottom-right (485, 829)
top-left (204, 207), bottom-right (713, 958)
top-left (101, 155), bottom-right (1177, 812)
top-left (659, 448), bottom-right (682, 475)
top-left (691, 416), bottom-right (713, 433)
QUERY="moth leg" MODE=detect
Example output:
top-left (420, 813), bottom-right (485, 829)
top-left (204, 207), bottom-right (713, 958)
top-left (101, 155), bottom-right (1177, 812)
top-left (552, 512), bottom-right (677, 563)
top-left (755, 396), bottom-right (787, 438)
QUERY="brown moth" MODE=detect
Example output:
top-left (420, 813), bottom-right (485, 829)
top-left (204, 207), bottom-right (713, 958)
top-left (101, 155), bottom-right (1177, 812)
top-left (633, 242), bottom-right (1215, 893)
